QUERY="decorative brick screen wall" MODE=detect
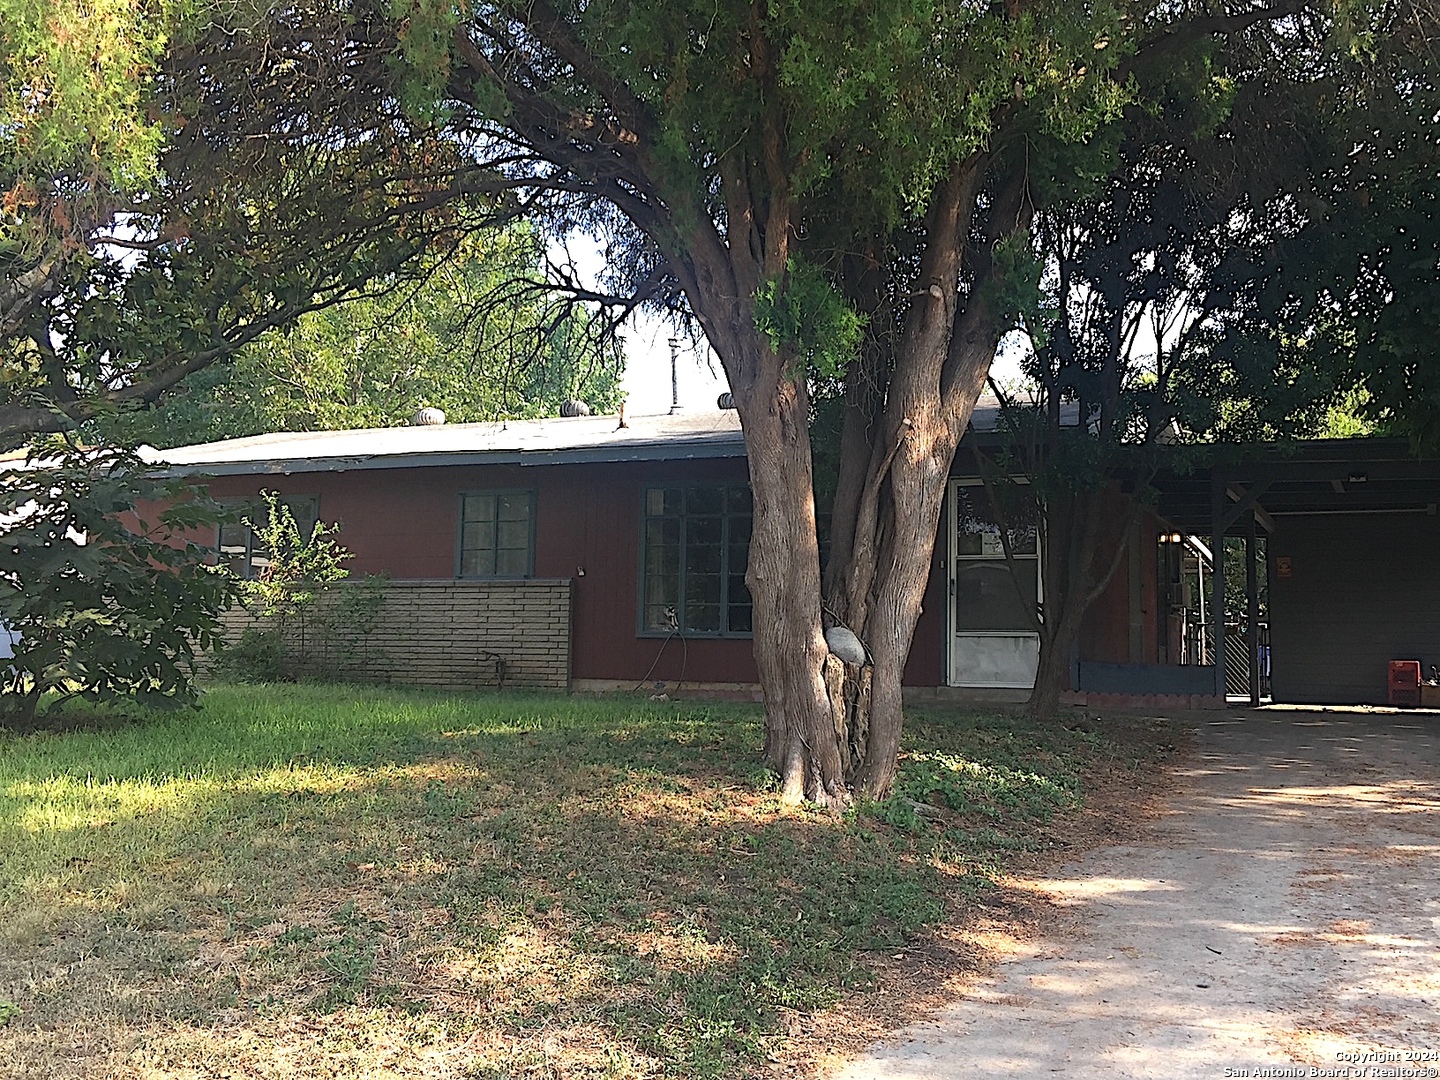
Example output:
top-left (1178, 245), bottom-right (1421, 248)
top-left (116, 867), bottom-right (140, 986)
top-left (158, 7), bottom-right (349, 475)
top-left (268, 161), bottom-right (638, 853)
top-left (214, 578), bottom-right (572, 690)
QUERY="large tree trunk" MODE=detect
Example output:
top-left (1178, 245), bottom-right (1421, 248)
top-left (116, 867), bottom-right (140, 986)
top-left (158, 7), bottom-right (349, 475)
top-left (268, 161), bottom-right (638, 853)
top-left (674, 174), bottom-right (856, 806)
top-left (727, 322), bottom-right (1002, 800)
top-left (1025, 487), bottom-right (1136, 719)
top-left (1028, 632), bottom-right (1073, 720)
top-left (813, 163), bottom-right (1026, 799)
top-left (852, 449), bottom-right (950, 795)
top-left (672, 150), bottom-right (1026, 803)
top-left (734, 370), bottom-right (848, 805)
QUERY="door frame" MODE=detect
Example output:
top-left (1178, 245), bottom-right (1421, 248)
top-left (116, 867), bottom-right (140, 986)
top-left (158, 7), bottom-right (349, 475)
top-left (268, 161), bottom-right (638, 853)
top-left (945, 477), bottom-right (1044, 688)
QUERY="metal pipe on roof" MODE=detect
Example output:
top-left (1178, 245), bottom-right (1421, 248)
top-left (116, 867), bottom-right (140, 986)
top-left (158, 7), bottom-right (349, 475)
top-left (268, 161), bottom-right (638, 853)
top-left (668, 339), bottom-right (682, 414)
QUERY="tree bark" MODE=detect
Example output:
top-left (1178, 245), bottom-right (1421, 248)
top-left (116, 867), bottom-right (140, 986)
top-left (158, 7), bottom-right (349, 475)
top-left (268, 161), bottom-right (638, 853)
top-left (819, 160), bottom-right (1026, 798)
top-left (671, 162), bottom-right (855, 805)
top-left (733, 363), bottom-right (849, 806)
top-left (445, 11), bottom-right (1060, 803)
top-left (1025, 487), bottom-right (1137, 719)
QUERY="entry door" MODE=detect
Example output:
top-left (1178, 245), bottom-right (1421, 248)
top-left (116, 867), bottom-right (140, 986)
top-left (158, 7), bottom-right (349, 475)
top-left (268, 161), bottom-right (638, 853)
top-left (948, 480), bottom-right (1041, 688)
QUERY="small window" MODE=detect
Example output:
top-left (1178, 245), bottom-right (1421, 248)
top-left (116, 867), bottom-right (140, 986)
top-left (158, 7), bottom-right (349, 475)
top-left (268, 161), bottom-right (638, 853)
top-left (641, 485), bottom-right (752, 636)
top-left (459, 490), bottom-right (534, 577)
top-left (216, 495), bottom-right (321, 579)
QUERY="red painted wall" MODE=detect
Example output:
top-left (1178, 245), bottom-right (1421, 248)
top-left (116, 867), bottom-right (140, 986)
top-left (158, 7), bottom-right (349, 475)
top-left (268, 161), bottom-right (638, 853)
top-left (1078, 503), bottom-right (1161, 665)
top-left (204, 460), bottom-right (1144, 689)
top-left (206, 459), bottom-right (760, 685)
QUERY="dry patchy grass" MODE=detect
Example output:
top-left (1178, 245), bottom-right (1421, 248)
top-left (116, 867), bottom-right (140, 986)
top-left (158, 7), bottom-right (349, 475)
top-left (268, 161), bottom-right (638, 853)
top-left (0, 685), bottom-right (1181, 1078)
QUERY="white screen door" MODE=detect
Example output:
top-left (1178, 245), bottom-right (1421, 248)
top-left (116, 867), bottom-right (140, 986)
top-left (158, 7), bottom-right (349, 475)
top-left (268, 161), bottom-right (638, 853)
top-left (948, 480), bottom-right (1041, 688)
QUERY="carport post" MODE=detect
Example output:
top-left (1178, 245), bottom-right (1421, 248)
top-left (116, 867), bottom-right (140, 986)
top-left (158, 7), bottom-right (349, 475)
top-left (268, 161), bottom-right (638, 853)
top-left (1211, 473), bottom-right (1226, 700)
top-left (1246, 510), bottom-right (1260, 706)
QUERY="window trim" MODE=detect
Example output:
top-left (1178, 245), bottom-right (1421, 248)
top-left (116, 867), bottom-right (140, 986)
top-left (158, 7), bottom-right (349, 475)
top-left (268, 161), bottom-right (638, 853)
top-left (455, 488), bottom-right (537, 580)
top-left (215, 494), bottom-right (320, 580)
top-left (636, 483), bottom-right (754, 639)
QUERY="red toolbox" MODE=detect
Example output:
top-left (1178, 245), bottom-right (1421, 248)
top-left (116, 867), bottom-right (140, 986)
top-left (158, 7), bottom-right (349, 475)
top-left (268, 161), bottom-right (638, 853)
top-left (1389, 660), bottom-right (1422, 708)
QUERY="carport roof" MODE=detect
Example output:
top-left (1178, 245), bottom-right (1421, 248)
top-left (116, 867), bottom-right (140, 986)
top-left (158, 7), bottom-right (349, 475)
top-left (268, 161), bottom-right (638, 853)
top-left (1152, 438), bottom-right (1440, 532)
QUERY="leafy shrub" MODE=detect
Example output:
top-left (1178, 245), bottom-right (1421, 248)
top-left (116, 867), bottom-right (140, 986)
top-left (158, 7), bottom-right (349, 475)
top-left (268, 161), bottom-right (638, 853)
top-left (223, 493), bottom-right (386, 681)
top-left (236, 491), bottom-right (352, 624)
top-left (0, 442), bottom-right (232, 727)
top-left (211, 626), bottom-right (285, 683)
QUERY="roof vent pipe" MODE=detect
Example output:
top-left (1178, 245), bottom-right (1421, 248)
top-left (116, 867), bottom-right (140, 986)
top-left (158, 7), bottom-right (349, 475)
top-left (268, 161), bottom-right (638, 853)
top-left (559, 399), bottom-right (592, 417)
top-left (668, 338), bottom-right (683, 414)
top-left (717, 392), bottom-right (736, 410)
top-left (410, 407), bottom-right (446, 426)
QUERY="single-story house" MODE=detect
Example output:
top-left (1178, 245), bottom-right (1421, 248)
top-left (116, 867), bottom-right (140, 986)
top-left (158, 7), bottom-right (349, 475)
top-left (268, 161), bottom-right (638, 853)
top-left (150, 403), bottom-right (1440, 707)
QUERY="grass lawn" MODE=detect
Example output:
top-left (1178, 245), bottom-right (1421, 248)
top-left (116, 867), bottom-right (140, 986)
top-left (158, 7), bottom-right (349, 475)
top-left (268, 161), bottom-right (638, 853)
top-left (0, 685), bottom-right (1180, 1079)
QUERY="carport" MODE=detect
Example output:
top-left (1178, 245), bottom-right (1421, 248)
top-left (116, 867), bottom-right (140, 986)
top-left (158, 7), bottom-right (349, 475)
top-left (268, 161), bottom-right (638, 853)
top-left (1153, 438), bottom-right (1440, 706)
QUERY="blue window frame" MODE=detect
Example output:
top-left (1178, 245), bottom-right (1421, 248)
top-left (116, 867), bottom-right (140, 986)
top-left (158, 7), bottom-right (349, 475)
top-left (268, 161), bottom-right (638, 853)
top-left (641, 485), bottom-right (752, 636)
top-left (216, 494), bottom-right (319, 580)
top-left (458, 490), bottom-right (535, 578)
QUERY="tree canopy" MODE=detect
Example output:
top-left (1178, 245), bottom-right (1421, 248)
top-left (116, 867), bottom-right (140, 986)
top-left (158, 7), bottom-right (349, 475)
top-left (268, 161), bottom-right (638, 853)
top-left (105, 226), bottom-right (624, 447)
top-left (1, 1), bottom-right (501, 448)
top-left (976, 9), bottom-right (1440, 712)
top-left (1249, 33), bottom-right (1440, 450)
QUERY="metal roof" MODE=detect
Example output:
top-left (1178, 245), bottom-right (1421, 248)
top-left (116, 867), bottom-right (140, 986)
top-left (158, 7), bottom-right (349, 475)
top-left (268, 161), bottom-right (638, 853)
top-left (143, 393), bottom-right (1023, 478)
top-left (1151, 438), bottom-right (1440, 531)
top-left (147, 408), bottom-right (747, 477)
top-left (965, 393), bottom-right (1083, 435)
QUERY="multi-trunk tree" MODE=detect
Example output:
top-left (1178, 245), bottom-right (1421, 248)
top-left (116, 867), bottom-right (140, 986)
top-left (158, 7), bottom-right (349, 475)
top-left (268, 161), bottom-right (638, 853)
top-left (372, 0), bottom-right (1409, 801)
top-left (987, 157), bottom-right (1327, 719)
top-left (987, 10), bottom-right (1440, 718)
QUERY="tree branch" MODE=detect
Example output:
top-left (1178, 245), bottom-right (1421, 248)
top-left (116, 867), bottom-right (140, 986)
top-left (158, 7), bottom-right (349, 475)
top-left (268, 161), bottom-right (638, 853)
top-left (1122, 0), bottom-right (1310, 81)
top-left (519, 0), bottom-right (659, 147)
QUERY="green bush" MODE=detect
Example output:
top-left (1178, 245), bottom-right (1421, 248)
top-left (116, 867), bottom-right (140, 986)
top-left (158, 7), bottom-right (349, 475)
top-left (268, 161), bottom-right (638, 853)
top-left (0, 442), bottom-right (232, 727)
top-left (211, 626), bottom-right (286, 683)
top-left (221, 493), bottom-right (388, 681)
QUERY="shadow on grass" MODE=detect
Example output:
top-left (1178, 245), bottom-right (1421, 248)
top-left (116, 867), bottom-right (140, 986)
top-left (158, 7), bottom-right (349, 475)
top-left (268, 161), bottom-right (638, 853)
top-left (0, 684), bottom-right (1180, 1079)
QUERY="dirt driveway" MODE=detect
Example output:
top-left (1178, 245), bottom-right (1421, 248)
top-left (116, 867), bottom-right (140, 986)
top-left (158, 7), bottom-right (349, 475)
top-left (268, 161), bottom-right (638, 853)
top-left (831, 708), bottom-right (1440, 1079)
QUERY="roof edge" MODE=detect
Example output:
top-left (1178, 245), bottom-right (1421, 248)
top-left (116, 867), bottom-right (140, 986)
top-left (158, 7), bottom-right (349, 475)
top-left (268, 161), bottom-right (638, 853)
top-left (152, 439), bottom-right (748, 478)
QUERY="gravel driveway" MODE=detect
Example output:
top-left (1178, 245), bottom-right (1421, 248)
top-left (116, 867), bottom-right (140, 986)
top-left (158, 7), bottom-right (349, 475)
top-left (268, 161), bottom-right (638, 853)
top-left (832, 708), bottom-right (1440, 1080)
